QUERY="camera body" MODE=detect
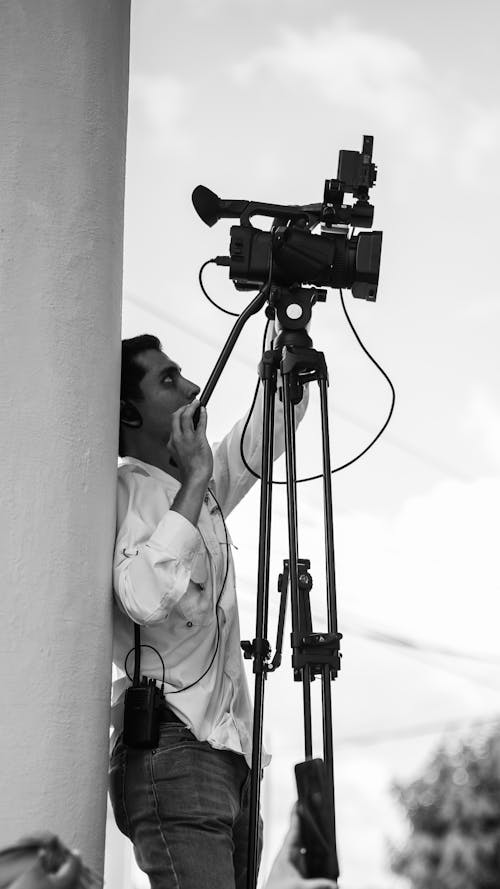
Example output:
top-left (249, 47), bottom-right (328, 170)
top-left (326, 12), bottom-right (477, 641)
top-left (229, 223), bottom-right (381, 302)
top-left (192, 135), bottom-right (382, 301)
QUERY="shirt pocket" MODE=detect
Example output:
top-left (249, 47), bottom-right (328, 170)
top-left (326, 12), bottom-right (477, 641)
top-left (190, 548), bottom-right (209, 586)
top-left (213, 523), bottom-right (235, 584)
top-left (176, 548), bottom-right (213, 627)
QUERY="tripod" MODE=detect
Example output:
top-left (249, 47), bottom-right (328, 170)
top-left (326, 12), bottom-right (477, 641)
top-left (199, 282), bottom-right (342, 889)
top-left (242, 291), bottom-right (341, 889)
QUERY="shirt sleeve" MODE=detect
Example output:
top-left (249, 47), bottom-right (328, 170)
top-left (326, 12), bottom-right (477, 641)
top-left (113, 468), bottom-right (201, 625)
top-left (210, 377), bottom-right (309, 517)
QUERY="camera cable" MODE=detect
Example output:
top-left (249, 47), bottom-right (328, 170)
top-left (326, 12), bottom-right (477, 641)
top-left (199, 259), bottom-right (239, 317)
top-left (237, 291), bottom-right (395, 482)
top-left (198, 260), bottom-right (395, 482)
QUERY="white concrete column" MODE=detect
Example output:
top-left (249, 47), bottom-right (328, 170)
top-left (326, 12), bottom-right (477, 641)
top-left (0, 0), bottom-right (130, 879)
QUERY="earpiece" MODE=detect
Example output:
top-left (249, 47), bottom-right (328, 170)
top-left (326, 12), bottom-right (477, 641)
top-left (120, 400), bottom-right (143, 429)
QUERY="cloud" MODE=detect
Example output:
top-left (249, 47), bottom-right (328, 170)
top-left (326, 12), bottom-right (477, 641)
top-left (231, 18), bottom-right (438, 152)
top-left (453, 104), bottom-right (500, 190)
top-left (234, 475), bottom-right (500, 654)
top-left (231, 475), bottom-right (500, 886)
top-left (462, 389), bottom-right (500, 467)
top-left (229, 17), bottom-right (500, 179)
top-left (335, 476), bottom-right (500, 655)
top-left (128, 73), bottom-right (192, 155)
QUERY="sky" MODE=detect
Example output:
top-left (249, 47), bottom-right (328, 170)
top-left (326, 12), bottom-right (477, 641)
top-left (114, 1), bottom-right (500, 886)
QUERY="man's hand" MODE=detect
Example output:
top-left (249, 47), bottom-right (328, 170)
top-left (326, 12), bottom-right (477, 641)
top-left (167, 400), bottom-right (213, 485)
top-left (264, 808), bottom-right (337, 889)
top-left (7, 848), bottom-right (82, 889)
top-left (168, 400), bottom-right (214, 528)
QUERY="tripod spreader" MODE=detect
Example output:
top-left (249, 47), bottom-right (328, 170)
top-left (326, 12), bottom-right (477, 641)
top-left (291, 631), bottom-right (342, 679)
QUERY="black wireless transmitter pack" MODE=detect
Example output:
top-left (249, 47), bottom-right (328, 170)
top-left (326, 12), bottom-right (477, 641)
top-left (123, 677), bottom-right (165, 749)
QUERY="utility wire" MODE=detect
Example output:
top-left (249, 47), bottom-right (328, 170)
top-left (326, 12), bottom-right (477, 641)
top-left (273, 715), bottom-right (500, 751)
top-left (259, 599), bottom-right (500, 691)
top-left (314, 613), bottom-right (500, 690)
top-left (124, 291), bottom-right (236, 359)
top-left (339, 616), bottom-right (500, 666)
top-left (123, 290), bottom-right (473, 481)
top-left (335, 715), bottom-right (500, 748)
top-left (239, 569), bottom-right (500, 675)
top-left (387, 643), bottom-right (500, 693)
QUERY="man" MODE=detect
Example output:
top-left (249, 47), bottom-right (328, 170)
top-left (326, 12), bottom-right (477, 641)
top-left (109, 333), bottom-right (308, 889)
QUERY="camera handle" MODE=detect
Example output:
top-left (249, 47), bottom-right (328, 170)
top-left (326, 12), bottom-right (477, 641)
top-left (198, 285), bottom-right (269, 407)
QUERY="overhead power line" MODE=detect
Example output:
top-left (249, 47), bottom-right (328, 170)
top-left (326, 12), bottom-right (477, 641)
top-left (124, 291), bottom-right (473, 480)
top-left (274, 715), bottom-right (500, 751)
top-left (286, 607), bottom-right (500, 692)
top-left (328, 614), bottom-right (500, 691)
top-left (336, 715), bottom-right (500, 748)
top-left (340, 617), bottom-right (500, 666)
top-left (124, 292), bottom-right (246, 363)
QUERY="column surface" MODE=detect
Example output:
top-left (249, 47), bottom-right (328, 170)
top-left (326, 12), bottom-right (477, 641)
top-left (0, 0), bottom-right (130, 876)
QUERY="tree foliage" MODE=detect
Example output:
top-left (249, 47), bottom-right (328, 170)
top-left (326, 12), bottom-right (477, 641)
top-left (390, 723), bottom-right (500, 888)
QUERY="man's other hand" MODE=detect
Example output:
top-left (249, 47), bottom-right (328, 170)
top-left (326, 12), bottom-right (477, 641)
top-left (264, 808), bottom-right (338, 889)
top-left (7, 848), bottom-right (82, 889)
top-left (167, 400), bottom-right (213, 485)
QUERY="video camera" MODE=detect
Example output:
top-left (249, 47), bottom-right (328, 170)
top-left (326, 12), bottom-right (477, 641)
top-left (192, 135), bottom-right (382, 301)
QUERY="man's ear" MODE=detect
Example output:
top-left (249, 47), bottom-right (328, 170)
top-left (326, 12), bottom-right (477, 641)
top-left (120, 399), bottom-right (143, 428)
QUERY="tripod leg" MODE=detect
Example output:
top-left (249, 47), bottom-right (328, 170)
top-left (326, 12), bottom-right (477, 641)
top-left (247, 374), bottom-right (276, 889)
top-left (318, 376), bottom-right (340, 878)
top-left (321, 666), bottom-right (335, 795)
top-left (282, 371), bottom-right (314, 760)
top-left (302, 665), bottom-right (313, 759)
top-left (321, 667), bottom-right (340, 878)
top-left (318, 377), bottom-right (338, 632)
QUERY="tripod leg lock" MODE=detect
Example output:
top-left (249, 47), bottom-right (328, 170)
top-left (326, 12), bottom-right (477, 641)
top-left (291, 631), bottom-right (343, 678)
top-left (240, 637), bottom-right (272, 673)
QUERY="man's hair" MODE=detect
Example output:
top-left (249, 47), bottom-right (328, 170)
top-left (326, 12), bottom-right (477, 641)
top-left (119, 334), bottom-right (162, 456)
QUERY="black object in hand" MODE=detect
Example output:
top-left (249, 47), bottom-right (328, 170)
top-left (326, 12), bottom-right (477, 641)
top-left (295, 759), bottom-right (339, 880)
top-left (168, 403), bottom-right (202, 470)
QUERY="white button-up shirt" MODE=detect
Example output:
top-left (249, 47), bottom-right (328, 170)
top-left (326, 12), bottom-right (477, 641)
top-left (111, 384), bottom-right (308, 766)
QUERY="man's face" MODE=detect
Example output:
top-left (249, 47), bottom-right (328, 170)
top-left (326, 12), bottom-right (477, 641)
top-left (133, 349), bottom-right (200, 444)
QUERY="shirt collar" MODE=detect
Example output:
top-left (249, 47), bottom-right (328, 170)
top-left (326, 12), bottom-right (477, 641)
top-left (119, 456), bottom-right (180, 489)
top-left (119, 457), bottom-right (216, 503)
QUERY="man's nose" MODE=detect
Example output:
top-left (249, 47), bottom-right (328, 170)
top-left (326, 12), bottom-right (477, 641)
top-left (186, 380), bottom-right (200, 400)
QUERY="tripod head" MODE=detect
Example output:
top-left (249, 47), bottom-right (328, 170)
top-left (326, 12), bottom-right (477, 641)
top-left (267, 284), bottom-right (326, 351)
top-left (192, 135), bottom-right (383, 302)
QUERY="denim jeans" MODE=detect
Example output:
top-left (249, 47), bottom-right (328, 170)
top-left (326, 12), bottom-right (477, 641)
top-left (109, 721), bottom-right (262, 889)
